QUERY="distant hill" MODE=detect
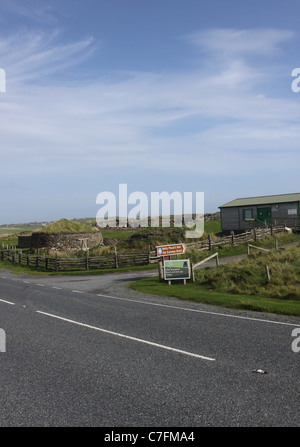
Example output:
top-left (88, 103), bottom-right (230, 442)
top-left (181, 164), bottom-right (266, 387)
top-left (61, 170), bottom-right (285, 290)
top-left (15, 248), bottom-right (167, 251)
top-left (33, 218), bottom-right (99, 234)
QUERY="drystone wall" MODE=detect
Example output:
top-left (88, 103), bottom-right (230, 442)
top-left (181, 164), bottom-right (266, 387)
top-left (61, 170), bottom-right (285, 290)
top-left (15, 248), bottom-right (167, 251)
top-left (18, 232), bottom-right (103, 252)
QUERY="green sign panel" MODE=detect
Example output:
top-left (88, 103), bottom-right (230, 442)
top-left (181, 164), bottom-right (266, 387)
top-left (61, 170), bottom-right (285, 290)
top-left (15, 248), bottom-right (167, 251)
top-left (164, 259), bottom-right (190, 280)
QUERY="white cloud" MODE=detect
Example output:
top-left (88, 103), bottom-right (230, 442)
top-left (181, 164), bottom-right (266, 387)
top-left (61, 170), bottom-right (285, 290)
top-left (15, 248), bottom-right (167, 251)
top-left (1, 30), bottom-right (95, 84)
top-left (0, 27), bottom-right (299, 181)
top-left (0, 0), bottom-right (56, 24)
top-left (186, 28), bottom-right (294, 56)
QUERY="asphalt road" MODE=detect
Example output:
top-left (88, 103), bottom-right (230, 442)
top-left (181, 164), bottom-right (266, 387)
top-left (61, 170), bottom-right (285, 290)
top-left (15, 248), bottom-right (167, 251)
top-left (0, 269), bottom-right (299, 427)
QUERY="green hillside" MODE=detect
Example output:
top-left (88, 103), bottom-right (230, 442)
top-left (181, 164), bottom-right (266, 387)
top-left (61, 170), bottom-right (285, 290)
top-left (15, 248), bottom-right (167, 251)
top-left (33, 218), bottom-right (99, 234)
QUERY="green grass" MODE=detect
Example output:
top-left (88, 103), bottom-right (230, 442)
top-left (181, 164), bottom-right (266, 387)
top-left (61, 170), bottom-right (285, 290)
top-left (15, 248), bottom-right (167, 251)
top-left (100, 217), bottom-right (222, 249)
top-left (0, 258), bottom-right (51, 276)
top-left (102, 230), bottom-right (137, 240)
top-left (182, 232), bottom-right (299, 264)
top-left (129, 241), bottom-right (300, 317)
top-left (0, 234), bottom-right (19, 247)
top-left (195, 245), bottom-right (300, 300)
top-left (204, 218), bottom-right (222, 234)
top-left (117, 227), bottom-right (187, 250)
top-left (48, 263), bottom-right (157, 276)
top-left (33, 218), bottom-right (99, 234)
top-left (0, 256), bottom-right (157, 276)
top-left (0, 225), bottom-right (42, 235)
top-left (129, 275), bottom-right (300, 316)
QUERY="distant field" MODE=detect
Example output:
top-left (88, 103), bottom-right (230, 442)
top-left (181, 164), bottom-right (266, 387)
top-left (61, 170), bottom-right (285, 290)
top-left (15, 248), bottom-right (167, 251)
top-left (101, 218), bottom-right (222, 241)
top-left (0, 225), bottom-right (42, 235)
top-left (0, 217), bottom-right (222, 250)
top-left (204, 218), bottom-right (221, 234)
top-left (0, 217), bottom-right (221, 236)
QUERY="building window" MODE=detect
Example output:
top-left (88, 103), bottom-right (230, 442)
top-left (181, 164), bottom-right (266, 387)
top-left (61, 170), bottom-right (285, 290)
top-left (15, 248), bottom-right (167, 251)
top-left (243, 209), bottom-right (254, 220)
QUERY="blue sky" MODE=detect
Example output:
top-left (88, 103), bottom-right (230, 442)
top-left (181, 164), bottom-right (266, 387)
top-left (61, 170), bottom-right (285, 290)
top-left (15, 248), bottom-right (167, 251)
top-left (1, 0), bottom-right (300, 224)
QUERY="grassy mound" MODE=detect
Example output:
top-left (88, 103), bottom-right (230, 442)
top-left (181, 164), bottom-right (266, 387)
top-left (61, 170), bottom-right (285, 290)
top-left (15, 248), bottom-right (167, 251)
top-left (195, 245), bottom-right (300, 300)
top-left (33, 218), bottom-right (99, 234)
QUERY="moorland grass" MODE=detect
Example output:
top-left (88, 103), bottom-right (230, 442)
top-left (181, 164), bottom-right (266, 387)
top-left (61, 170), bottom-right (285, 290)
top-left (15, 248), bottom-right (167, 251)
top-left (130, 242), bottom-right (300, 316)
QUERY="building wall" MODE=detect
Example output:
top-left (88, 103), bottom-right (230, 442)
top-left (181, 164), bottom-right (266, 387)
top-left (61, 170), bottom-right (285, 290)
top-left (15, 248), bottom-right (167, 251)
top-left (271, 201), bottom-right (299, 220)
top-left (220, 207), bottom-right (240, 231)
top-left (221, 200), bottom-right (300, 232)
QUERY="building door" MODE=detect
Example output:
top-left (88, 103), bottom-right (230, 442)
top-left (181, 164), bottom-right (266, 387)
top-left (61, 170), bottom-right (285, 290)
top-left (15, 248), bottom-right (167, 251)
top-left (257, 207), bottom-right (271, 222)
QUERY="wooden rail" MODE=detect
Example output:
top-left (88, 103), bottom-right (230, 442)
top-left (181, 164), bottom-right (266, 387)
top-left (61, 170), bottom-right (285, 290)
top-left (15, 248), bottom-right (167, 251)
top-left (247, 244), bottom-right (271, 256)
top-left (0, 248), bottom-right (159, 272)
top-left (186, 226), bottom-right (286, 251)
top-left (193, 252), bottom-right (219, 269)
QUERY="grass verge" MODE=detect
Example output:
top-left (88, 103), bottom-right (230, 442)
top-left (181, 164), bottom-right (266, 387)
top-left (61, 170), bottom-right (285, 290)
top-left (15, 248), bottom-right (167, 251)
top-left (0, 257), bottom-right (157, 276)
top-left (130, 242), bottom-right (300, 317)
top-left (129, 276), bottom-right (300, 317)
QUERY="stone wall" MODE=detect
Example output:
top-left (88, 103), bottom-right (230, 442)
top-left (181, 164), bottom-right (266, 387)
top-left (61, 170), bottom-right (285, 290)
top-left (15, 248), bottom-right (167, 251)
top-left (18, 232), bottom-right (103, 252)
top-left (17, 235), bottom-right (32, 249)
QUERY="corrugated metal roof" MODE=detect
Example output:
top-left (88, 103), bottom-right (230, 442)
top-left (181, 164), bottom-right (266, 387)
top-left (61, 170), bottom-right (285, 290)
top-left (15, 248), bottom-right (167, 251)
top-left (219, 193), bottom-right (300, 208)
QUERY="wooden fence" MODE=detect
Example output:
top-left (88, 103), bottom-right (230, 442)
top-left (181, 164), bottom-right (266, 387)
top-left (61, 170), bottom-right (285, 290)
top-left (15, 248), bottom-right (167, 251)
top-left (0, 248), bottom-right (159, 272)
top-left (0, 225), bottom-right (287, 272)
top-left (185, 226), bottom-right (286, 251)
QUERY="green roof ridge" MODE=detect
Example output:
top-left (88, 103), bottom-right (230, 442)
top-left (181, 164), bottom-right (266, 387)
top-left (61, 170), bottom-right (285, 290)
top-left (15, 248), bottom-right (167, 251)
top-left (220, 192), bottom-right (300, 208)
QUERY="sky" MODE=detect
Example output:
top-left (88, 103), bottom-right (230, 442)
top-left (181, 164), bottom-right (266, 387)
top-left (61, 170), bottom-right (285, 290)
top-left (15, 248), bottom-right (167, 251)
top-left (1, 0), bottom-right (300, 224)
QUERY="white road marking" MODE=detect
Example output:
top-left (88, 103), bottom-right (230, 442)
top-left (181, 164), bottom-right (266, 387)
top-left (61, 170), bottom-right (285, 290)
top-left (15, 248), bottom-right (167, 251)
top-left (36, 310), bottom-right (215, 362)
top-left (0, 298), bottom-right (15, 306)
top-left (36, 284), bottom-right (45, 287)
top-left (3, 275), bottom-right (298, 328)
top-left (23, 281), bottom-right (30, 283)
top-left (96, 293), bottom-right (300, 328)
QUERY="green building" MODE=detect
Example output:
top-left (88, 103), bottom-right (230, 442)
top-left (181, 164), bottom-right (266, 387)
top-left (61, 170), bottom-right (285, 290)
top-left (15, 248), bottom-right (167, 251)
top-left (219, 193), bottom-right (300, 232)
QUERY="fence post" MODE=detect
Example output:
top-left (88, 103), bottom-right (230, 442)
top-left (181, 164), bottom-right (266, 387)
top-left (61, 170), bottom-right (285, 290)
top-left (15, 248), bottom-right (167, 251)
top-left (265, 265), bottom-right (270, 284)
top-left (230, 231), bottom-right (235, 245)
top-left (208, 234), bottom-right (212, 251)
top-left (114, 246), bottom-right (118, 268)
top-left (275, 237), bottom-right (278, 250)
top-left (55, 251), bottom-right (58, 272)
top-left (190, 263), bottom-right (195, 283)
top-left (247, 244), bottom-right (250, 256)
top-left (86, 249), bottom-right (89, 270)
top-left (158, 260), bottom-right (163, 281)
